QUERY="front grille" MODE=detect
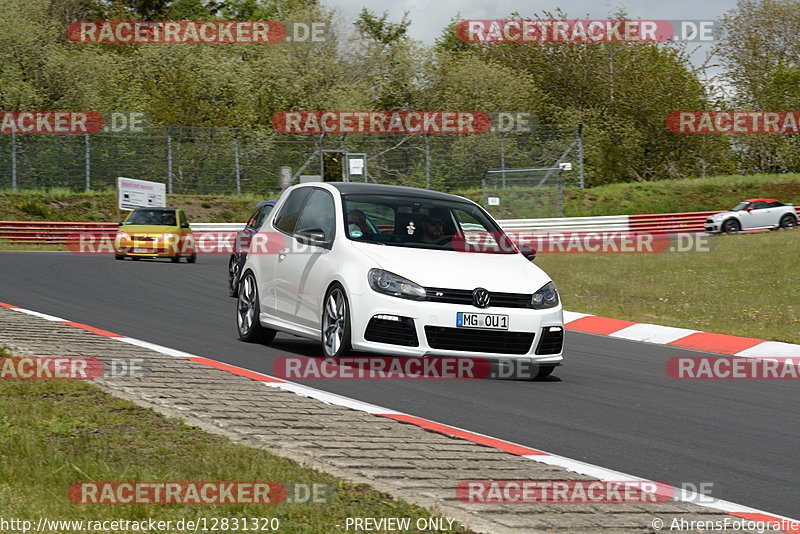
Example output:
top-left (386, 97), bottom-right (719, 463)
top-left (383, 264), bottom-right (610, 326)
top-left (424, 326), bottom-right (534, 354)
top-left (425, 288), bottom-right (532, 309)
top-left (364, 316), bottom-right (419, 347)
top-left (536, 327), bottom-right (564, 355)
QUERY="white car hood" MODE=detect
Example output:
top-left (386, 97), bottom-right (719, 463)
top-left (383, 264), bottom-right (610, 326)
top-left (710, 211), bottom-right (736, 219)
top-left (351, 242), bottom-right (551, 293)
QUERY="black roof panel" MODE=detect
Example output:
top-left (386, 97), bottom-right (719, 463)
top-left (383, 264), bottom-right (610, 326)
top-left (326, 182), bottom-right (469, 202)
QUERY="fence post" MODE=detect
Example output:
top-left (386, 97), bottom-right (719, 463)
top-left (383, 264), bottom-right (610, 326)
top-left (84, 133), bottom-right (91, 191)
top-left (424, 134), bottom-right (430, 189)
top-left (167, 129), bottom-right (173, 194)
top-left (11, 132), bottom-right (17, 191)
top-left (558, 169), bottom-right (564, 217)
top-left (234, 130), bottom-right (241, 196)
top-left (578, 122), bottom-right (584, 188)
top-left (499, 132), bottom-right (506, 188)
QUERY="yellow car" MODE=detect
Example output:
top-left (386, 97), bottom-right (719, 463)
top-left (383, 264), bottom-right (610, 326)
top-left (114, 207), bottom-right (197, 263)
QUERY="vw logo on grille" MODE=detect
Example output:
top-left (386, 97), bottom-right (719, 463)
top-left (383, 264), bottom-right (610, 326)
top-left (472, 287), bottom-right (490, 308)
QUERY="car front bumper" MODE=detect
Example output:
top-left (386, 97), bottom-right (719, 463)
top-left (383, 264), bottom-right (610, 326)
top-left (348, 291), bottom-right (564, 364)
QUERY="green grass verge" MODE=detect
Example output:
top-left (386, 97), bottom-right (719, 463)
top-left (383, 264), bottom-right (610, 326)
top-left (535, 230), bottom-right (800, 344)
top-left (2, 173), bottom-right (800, 223)
top-left (458, 173), bottom-right (800, 218)
top-left (0, 365), bottom-right (470, 533)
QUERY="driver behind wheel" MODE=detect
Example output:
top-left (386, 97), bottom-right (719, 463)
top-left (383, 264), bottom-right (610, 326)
top-left (415, 211), bottom-right (447, 244)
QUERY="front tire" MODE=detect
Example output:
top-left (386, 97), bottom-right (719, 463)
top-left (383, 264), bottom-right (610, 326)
top-left (321, 284), bottom-right (352, 358)
top-left (171, 254), bottom-right (181, 263)
top-left (779, 214), bottom-right (797, 229)
top-left (227, 256), bottom-right (240, 297)
top-left (722, 219), bottom-right (740, 234)
top-left (237, 272), bottom-right (277, 343)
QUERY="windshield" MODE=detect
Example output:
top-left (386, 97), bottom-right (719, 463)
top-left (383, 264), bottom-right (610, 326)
top-left (730, 202), bottom-right (749, 211)
top-left (125, 209), bottom-right (177, 226)
top-left (342, 193), bottom-right (517, 253)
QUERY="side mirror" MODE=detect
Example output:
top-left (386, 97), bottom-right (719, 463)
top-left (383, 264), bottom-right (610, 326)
top-left (746, 207), bottom-right (753, 211)
top-left (296, 228), bottom-right (327, 247)
top-left (181, 222), bottom-right (190, 229)
top-left (118, 221), bottom-right (124, 227)
top-left (518, 244), bottom-right (537, 261)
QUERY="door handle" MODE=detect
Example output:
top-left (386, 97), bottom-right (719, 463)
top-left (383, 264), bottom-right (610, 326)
top-left (278, 248), bottom-right (289, 260)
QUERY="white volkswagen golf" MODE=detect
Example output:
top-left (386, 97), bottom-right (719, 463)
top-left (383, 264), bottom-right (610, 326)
top-left (236, 182), bottom-right (564, 377)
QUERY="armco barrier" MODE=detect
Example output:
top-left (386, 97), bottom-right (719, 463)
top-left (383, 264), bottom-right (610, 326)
top-left (0, 221), bottom-right (118, 244)
top-left (1, 207), bottom-right (798, 244)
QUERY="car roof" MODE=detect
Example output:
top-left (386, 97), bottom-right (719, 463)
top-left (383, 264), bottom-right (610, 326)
top-left (323, 182), bottom-right (469, 202)
top-left (744, 198), bottom-right (778, 203)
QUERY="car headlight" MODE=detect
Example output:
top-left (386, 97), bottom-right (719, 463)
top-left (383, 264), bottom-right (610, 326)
top-left (368, 269), bottom-right (426, 300)
top-left (116, 232), bottom-right (129, 241)
top-left (531, 281), bottom-right (559, 309)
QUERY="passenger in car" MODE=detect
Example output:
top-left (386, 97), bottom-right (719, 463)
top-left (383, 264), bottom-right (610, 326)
top-left (347, 209), bottom-right (374, 238)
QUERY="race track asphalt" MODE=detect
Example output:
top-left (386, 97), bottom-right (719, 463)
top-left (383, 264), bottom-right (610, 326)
top-left (1, 252), bottom-right (797, 518)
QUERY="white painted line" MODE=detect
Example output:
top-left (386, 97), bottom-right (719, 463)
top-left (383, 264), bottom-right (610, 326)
top-left (735, 341), bottom-right (800, 358)
top-left (609, 323), bottom-right (700, 344)
top-left (11, 308), bottom-right (66, 322)
top-left (115, 337), bottom-right (199, 359)
top-left (269, 382), bottom-right (402, 415)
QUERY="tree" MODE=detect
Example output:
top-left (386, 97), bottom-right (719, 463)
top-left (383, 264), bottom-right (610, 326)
top-left (714, 0), bottom-right (800, 172)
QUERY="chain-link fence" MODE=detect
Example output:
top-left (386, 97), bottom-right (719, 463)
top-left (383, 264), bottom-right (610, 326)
top-left (0, 124), bottom-right (582, 194)
top-left (482, 168), bottom-right (566, 219)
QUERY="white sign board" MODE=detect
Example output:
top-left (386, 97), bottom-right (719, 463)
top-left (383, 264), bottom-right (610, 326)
top-left (488, 196), bottom-right (501, 206)
top-left (348, 158), bottom-right (365, 175)
top-left (559, 162), bottom-right (573, 171)
top-left (117, 177), bottom-right (167, 211)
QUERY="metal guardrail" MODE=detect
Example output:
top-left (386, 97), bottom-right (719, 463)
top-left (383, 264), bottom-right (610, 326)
top-left (2, 207), bottom-right (798, 244)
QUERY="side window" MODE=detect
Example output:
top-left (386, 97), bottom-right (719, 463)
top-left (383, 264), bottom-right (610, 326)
top-left (254, 204), bottom-right (273, 229)
top-left (751, 201), bottom-right (767, 210)
top-left (246, 207), bottom-right (263, 229)
top-left (767, 201), bottom-right (784, 208)
top-left (273, 189), bottom-right (313, 234)
top-left (295, 189), bottom-right (336, 240)
top-left (179, 211), bottom-right (189, 227)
